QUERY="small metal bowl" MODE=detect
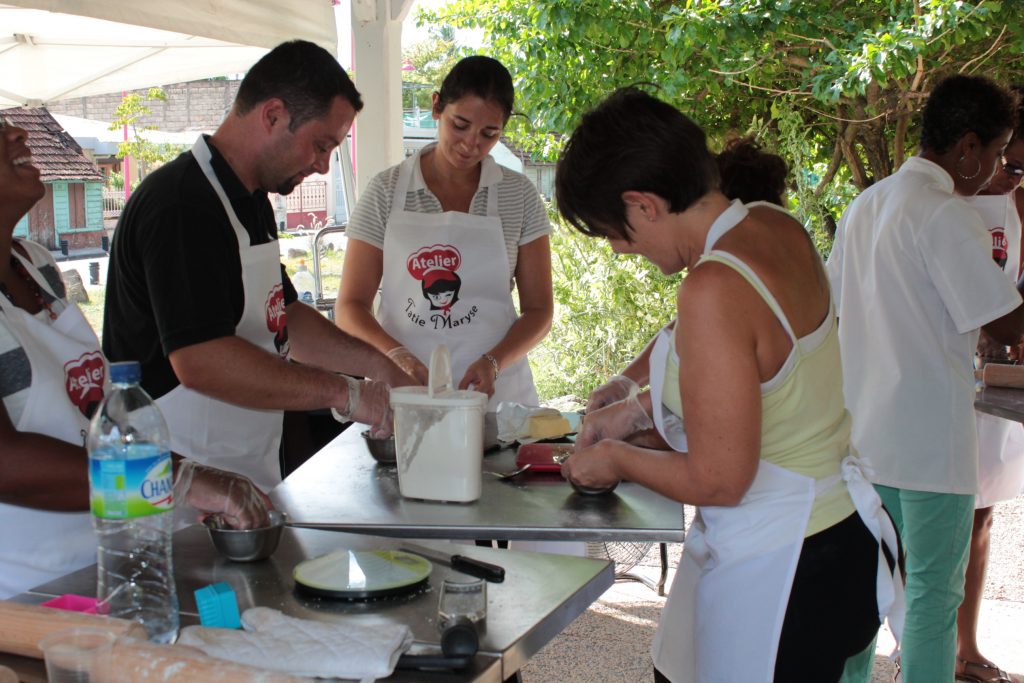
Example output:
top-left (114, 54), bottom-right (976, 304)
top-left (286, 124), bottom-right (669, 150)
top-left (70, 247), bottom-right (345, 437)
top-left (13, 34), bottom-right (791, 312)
top-left (361, 430), bottom-right (397, 464)
top-left (570, 479), bottom-right (619, 496)
top-left (204, 510), bottom-right (286, 562)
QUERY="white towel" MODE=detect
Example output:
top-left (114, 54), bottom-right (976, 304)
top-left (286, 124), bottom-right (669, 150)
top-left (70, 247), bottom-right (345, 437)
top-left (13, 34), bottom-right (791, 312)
top-left (178, 607), bottom-right (413, 682)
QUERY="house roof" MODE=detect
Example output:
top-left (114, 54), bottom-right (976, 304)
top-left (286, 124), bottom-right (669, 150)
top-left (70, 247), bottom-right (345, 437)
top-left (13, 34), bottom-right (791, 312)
top-left (3, 107), bottom-right (104, 182)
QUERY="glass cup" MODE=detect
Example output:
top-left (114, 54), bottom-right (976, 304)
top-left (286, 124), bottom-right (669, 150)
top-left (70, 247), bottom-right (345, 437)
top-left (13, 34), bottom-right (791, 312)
top-left (39, 628), bottom-right (116, 683)
top-left (437, 577), bottom-right (487, 629)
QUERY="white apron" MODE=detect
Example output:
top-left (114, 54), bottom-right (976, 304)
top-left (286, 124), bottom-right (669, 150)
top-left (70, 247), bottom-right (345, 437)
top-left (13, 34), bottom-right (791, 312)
top-left (0, 244), bottom-right (101, 598)
top-left (967, 193), bottom-right (1024, 507)
top-left (376, 150), bottom-right (537, 411)
top-left (156, 137), bottom-right (285, 492)
top-left (647, 202), bottom-right (904, 682)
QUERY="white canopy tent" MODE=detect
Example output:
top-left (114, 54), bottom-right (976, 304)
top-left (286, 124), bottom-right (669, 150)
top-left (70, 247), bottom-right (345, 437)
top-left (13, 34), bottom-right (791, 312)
top-left (0, 0), bottom-right (338, 108)
top-left (0, 0), bottom-right (420, 193)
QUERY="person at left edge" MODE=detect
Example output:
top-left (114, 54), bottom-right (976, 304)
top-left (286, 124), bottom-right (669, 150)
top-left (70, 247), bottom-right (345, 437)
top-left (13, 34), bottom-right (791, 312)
top-left (103, 41), bottom-right (412, 492)
top-left (0, 117), bottom-right (270, 600)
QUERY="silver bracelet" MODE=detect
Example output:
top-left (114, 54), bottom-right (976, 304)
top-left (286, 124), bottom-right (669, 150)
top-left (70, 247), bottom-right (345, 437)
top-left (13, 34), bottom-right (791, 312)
top-left (482, 353), bottom-right (499, 380)
top-left (330, 375), bottom-right (361, 423)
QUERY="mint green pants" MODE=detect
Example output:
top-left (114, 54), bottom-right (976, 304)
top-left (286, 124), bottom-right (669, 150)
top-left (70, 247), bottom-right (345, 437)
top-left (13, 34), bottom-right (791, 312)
top-left (846, 485), bottom-right (972, 683)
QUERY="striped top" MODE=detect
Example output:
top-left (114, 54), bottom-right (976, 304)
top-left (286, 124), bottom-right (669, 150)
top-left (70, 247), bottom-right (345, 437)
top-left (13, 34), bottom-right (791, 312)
top-left (0, 239), bottom-right (69, 425)
top-left (345, 144), bottom-right (551, 284)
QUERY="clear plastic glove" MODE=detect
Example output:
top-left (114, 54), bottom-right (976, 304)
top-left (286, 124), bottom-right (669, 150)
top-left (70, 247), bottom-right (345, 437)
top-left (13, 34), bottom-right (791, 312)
top-left (174, 460), bottom-right (272, 530)
top-left (386, 346), bottom-right (429, 385)
top-left (575, 394), bottom-right (654, 450)
top-left (586, 374), bottom-right (640, 413)
top-left (351, 379), bottom-right (394, 438)
top-left (561, 439), bottom-right (621, 490)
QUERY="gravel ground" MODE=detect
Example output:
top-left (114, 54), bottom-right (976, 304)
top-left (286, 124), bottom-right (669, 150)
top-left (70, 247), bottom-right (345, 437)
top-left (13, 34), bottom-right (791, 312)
top-left (522, 495), bottom-right (1024, 682)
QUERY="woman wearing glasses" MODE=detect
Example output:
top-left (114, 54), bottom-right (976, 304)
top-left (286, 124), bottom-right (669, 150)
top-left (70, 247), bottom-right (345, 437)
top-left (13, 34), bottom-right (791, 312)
top-left (957, 112), bottom-right (1024, 683)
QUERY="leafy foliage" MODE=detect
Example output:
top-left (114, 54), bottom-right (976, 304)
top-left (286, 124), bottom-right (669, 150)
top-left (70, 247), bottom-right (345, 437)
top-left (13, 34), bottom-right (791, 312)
top-left (530, 208), bottom-right (680, 400)
top-left (108, 88), bottom-right (186, 180)
top-left (423, 0), bottom-right (1024, 238)
top-left (416, 0), bottom-right (1024, 400)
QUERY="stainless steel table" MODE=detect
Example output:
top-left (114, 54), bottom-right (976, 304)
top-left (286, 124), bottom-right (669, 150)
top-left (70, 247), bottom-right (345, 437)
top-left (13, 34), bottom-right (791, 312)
top-left (975, 385), bottom-right (1024, 423)
top-left (8, 524), bottom-right (613, 683)
top-left (272, 425), bottom-right (685, 543)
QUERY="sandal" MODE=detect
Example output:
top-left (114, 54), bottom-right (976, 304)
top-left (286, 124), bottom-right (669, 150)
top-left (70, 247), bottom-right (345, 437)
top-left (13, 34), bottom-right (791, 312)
top-left (956, 657), bottom-right (1016, 683)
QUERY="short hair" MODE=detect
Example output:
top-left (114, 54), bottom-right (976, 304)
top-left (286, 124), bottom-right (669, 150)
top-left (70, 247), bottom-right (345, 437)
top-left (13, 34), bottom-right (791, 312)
top-left (436, 56), bottom-right (514, 122)
top-left (556, 87), bottom-right (719, 242)
top-left (235, 40), bottom-right (363, 131)
top-left (716, 137), bottom-right (789, 207)
top-left (920, 75), bottom-right (1015, 154)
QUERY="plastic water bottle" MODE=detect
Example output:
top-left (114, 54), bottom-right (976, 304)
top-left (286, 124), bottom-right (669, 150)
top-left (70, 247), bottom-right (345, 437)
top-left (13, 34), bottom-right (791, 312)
top-left (292, 260), bottom-right (316, 306)
top-left (87, 361), bottom-right (179, 643)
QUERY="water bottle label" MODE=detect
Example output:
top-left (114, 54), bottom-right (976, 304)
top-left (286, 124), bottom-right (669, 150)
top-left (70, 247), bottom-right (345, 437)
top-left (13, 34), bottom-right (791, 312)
top-left (90, 451), bottom-right (174, 519)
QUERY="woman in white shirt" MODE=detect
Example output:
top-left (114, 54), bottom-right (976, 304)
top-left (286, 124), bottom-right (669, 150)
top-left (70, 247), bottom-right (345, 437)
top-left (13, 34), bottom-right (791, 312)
top-left (827, 75), bottom-right (1023, 683)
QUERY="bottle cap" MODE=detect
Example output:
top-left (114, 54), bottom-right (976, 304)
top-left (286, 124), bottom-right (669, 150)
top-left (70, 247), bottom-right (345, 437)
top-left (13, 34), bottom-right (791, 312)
top-left (109, 361), bottom-right (141, 384)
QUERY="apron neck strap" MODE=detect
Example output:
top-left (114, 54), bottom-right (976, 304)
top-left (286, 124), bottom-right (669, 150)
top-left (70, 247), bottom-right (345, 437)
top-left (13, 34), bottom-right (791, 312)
top-left (192, 136), bottom-right (253, 248)
top-left (703, 199), bottom-right (749, 254)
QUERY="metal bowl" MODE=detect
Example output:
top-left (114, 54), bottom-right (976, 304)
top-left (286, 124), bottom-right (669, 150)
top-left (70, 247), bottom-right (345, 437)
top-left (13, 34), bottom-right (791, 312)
top-left (570, 479), bottom-right (618, 496)
top-left (204, 509), bottom-right (286, 562)
top-left (361, 430), bottom-right (397, 464)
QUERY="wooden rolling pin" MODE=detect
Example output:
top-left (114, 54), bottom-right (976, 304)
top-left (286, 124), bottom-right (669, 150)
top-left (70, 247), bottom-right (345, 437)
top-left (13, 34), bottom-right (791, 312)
top-left (0, 602), bottom-right (309, 682)
top-left (976, 363), bottom-right (1024, 388)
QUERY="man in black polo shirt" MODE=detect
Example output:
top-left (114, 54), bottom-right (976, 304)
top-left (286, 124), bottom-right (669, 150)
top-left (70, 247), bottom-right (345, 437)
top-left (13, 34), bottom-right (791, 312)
top-left (103, 41), bottom-right (411, 490)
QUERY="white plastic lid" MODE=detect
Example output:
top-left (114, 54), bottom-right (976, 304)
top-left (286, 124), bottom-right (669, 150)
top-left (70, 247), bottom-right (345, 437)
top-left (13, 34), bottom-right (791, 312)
top-left (390, 386), bottom-right (487, 408)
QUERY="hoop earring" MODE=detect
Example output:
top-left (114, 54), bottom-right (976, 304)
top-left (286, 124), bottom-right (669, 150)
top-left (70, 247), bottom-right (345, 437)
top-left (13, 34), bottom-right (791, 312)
top-left (956, 154), bottom-right (981, 180)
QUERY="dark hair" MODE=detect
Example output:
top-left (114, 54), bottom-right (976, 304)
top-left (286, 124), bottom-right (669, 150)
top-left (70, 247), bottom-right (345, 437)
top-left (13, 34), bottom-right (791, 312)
top-left (920, 75), bottom-right (1015, 154)
top-left (556, 87), bottom-right (719, 242)
top-left (716, 137), bottom-right (789, 207)
top-left (1012, 85), bottom-right (1024, 143)
top-left (235, 40), bottom-right (363, 131)
top-left (436, 56), bottom-right (514, 121)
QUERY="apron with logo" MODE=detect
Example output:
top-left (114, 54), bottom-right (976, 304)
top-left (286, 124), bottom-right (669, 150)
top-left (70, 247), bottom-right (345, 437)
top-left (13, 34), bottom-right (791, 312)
top-left (0, 243), bottom-right (102, 598)
top-left (156, 137), bottom-right (286, 492)
top-left (377, 150), bottom-right (537, 411)
top-left (647, 202), bottom-right (904, 681)
top-left (968, 193), bottom-right (1024, 507)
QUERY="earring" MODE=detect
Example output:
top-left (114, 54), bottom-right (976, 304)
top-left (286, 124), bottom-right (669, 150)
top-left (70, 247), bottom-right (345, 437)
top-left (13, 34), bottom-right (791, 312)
top-left (956, 154), bottom-right (981, 180)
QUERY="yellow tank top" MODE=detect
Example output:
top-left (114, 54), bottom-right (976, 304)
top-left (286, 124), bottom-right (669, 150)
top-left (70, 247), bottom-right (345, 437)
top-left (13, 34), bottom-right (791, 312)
top-left (661, 252), bottom-right (855, 536)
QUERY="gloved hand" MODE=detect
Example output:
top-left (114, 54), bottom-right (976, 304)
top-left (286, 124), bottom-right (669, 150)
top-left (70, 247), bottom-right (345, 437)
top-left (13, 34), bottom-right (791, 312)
top-left (575, 393), bottom-right (654, 450)
top-left (586, 374), bottom-right (640, 413)
top-left (174, 460), bottom-right (272, 530)
top-left (386, 346), bottom-right (429, 385)
top-left (332, 377), bottom-right (393, 438)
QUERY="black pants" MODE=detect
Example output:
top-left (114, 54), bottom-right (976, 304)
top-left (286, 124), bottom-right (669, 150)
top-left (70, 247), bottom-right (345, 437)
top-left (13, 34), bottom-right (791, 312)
top-left (654, 512), bottom-right (894, 683)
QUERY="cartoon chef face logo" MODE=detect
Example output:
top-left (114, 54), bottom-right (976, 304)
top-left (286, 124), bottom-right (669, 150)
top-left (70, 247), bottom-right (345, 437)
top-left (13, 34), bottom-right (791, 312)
top-left (265, 283), bottom-right (289, 356)
top-left (64, 351), bottom-right (105, 418)
top-left (990, 226), bottom-right (1008, 270)
top-left (408, 245), bottom-right (462, 315)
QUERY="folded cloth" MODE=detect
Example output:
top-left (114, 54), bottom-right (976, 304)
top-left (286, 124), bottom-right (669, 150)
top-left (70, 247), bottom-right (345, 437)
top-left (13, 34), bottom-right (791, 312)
top-left (178, 607), bottom-right (413, 682)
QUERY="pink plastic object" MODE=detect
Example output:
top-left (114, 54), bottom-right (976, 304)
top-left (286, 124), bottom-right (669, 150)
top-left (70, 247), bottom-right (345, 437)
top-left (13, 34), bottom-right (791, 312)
top-left (40, 594), bottom-right (98, 614)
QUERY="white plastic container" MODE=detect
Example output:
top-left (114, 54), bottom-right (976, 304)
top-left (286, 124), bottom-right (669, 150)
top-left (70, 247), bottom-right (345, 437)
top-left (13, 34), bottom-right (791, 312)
top-left (390, 345), bottom-right (487, 502)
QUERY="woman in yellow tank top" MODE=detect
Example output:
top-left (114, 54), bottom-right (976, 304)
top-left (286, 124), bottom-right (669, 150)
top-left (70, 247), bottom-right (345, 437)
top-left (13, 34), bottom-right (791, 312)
top-left (554, 88), bottom-right (903, 683)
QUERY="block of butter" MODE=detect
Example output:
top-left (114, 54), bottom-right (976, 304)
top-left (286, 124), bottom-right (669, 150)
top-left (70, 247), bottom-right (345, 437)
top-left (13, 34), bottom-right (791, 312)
top-left (527, 409), bottom-right (571, 440)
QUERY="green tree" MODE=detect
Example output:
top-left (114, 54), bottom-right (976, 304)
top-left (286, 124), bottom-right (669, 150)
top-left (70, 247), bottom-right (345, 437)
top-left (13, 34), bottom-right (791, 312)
top-left (424, 0), bottom-right (1024, 242)
top-left (402, 23), bottom-right (463, 115)
top-left (108, 88), bottom-right (186, 182)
